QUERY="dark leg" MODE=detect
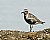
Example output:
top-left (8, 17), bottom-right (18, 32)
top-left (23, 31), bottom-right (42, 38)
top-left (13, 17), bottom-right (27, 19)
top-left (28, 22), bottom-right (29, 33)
top-left (30, 25), bottom-right (31, 32)
top-left (31, 25), bottom-right (33, 30)
top-left (31, 25), bottom-right (34, 32)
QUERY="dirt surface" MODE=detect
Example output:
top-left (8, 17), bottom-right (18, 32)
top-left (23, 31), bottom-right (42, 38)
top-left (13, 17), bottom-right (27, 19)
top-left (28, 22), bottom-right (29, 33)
top-left (0, 28), bottom-right (50, 40)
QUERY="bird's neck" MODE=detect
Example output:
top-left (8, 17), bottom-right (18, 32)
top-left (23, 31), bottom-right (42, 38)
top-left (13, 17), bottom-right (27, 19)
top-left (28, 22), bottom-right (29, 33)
top-left (24, 13), bottom-right (28, 19)
top-left (24, 16), bottom-right (26, 19)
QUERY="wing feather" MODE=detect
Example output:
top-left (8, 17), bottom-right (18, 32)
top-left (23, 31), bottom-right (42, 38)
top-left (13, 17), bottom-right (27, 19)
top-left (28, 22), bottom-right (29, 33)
top-left (28, 13), bottom-right (41, 22)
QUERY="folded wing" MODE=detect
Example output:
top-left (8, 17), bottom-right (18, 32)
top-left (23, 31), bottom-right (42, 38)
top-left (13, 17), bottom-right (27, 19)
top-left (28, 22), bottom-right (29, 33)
top-left (27, 13), bottom-right (41, 22)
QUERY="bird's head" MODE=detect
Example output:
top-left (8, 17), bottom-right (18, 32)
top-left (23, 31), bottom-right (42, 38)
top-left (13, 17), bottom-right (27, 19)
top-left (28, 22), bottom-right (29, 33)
top-left (21, 9), bottom-right (28, 16)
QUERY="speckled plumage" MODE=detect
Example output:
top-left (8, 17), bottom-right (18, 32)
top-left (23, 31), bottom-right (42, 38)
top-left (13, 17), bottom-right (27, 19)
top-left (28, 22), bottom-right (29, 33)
top-left (22, 9), bottom-right (45, 25)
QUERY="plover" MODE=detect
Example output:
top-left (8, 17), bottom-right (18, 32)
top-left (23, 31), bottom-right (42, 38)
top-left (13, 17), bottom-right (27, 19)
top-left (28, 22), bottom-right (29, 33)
top-left (21, 9), bottom-right (45, 32)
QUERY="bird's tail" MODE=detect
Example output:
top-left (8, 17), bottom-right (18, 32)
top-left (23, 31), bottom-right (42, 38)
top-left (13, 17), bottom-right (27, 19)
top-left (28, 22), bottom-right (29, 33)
top-left (41, 22), bottom-right (45, 24)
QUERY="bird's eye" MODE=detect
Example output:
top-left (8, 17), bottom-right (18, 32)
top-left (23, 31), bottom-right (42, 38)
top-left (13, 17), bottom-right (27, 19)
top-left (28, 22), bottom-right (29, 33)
top-left (25, 12), bottom-right (27, 13)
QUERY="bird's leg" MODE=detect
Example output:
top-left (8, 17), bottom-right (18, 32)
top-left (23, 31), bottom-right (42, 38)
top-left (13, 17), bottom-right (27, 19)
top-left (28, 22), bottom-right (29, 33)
top-left (32, 25), bottom-right (34, 32)
top-left (31, 25), bottom-right (33, 31)
top-left (30, 24), bottom-right (31, 32)
top-left (31, 25), bottom-right (33, 29)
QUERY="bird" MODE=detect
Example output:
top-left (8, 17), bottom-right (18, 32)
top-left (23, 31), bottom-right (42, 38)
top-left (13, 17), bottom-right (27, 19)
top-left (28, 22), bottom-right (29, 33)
top-left (21, 8), bottom-right (45, 32)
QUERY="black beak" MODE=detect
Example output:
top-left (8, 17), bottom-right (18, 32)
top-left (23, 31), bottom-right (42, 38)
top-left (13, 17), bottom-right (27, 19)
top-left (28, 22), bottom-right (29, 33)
top-left (21, 12), bottom-right (24, 13)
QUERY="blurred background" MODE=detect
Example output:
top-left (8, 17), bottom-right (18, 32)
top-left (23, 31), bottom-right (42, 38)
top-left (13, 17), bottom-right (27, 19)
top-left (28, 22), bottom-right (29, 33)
top-left (0, 0), bottom-right (50, 31)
